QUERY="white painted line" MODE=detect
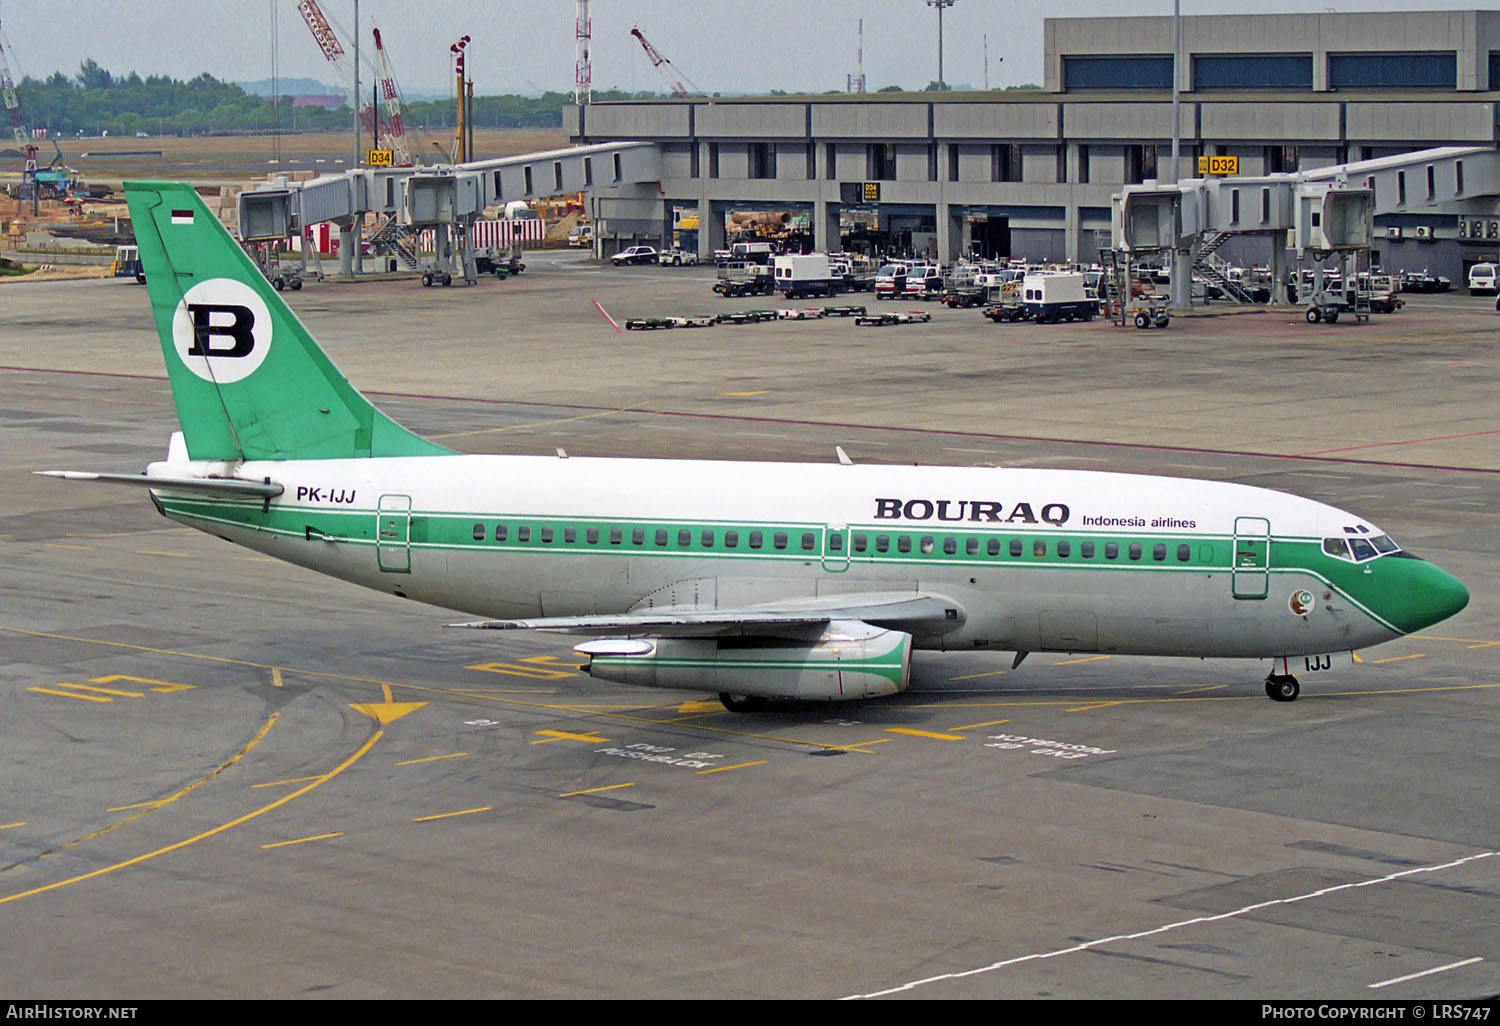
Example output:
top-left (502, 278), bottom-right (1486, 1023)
top-left (1368, 956), bottom-right (1482, 990)
top-left (843, 850), bottom-right (1498, 999)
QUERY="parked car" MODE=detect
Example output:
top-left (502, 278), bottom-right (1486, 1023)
top-left (611, 246), bottom-right (658, 266)
top-left (1467, 262), bottom-right (1497, 295)
top-left (660, 248), bottom-right (699, 266)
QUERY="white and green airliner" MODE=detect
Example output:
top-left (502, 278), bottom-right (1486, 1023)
top-left (43, 181), bottom-right (1470, 710)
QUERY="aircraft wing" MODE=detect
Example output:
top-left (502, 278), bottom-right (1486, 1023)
top-left (449, 591), bottom-right (962, 638)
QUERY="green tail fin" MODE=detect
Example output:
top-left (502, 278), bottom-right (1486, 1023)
top-left (125, 180), bottom-right (451, 461)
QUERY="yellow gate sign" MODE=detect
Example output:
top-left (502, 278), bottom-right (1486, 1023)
top-left (366, 149), bottom-right (394, 167)
top-left (863, 181), bottom-right (881, 202)
top-left (1198, 155), bottom-right (1239, 176)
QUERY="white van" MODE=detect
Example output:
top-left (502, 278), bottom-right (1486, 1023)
top-left (1467, 263), bottom-right (1497, 295)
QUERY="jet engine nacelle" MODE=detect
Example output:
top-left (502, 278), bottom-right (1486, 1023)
top-left (576, 620), bottom-right (912, 701)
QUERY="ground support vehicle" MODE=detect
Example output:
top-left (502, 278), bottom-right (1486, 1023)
top-left (268, 267), bottom-right (303, 292)
top-left (942, 286), bottom-right (987, 308)
top-left (1304, 285), bottom-right (1370, 325)
top-left (625, 317), bottom-right (678, 330)
top-left (1127, 301), bottom-right (1171, 329)
top-left (982, 302), bottom-right (1025, 323)
top-left (420, 270), bottom-right (453, 287)
top-left (1362, 275), bottom-right (1404, 314)
top-left (111, 245), bottom-right (146, 284)
top-left (476, 251), bottom-right (525, 278)
top-left (672, 315), bottom-right (716, 328)
top-left (1021, 272), bottom-right (1096, 323)
top-left (661, 248), bottom-right (699, 266)
top-left (715, 310), bottom-right (776, 325)
top-left (775, 307), bottom-right (826, 320)
top-left (855, 310), bottom-right (931, 327)
top-left (713, 276), bottom-right (776, 298)
top-left (823, 305), bottom-right (867, 317)
top-left (1467, 262), bottom-right (1497, 295)
top-left (903, 265), bottom-right (944, 300)
top-left (773, 254), bottom-right (844, 299)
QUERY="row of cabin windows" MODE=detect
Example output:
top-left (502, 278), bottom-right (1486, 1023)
top-left (470, 522), bottom-right (1196, 563)
top-left (477, 523), bottom-right (819, 552)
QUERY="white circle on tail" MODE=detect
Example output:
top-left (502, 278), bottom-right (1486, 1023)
top-left (170, 278), bottom-right (272, 384)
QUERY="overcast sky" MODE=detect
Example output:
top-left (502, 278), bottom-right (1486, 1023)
top-left (2, 1), bottom-right (1487, 97)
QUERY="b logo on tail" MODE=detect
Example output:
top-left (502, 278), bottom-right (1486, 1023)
top-left (170, 278), bottom-right (272, 384)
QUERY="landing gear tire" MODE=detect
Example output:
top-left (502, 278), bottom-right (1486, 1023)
top-left (718, 693), bottom-right (762, 713)
top-left (421, 272), bottom-right (433, 287)
top-left (1265, 674), bottom-right (1300, 702)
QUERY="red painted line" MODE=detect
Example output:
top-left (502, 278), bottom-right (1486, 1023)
top-left (592, 300), bottom-right (621, 334)
top-left (1294, 428), bottom-right (1500, 457)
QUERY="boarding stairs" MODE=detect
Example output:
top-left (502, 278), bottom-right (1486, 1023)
top-left (1193, 232), bottom-right (1255, 304)
top-left (368, 215), bottom-right (421, 272)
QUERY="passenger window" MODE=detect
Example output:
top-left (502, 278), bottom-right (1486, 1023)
top-left (920, 536), bottom-right (935, 554)
top-left (517, 525), bottom-right (531, 543)
top-left (1153, 543), bottom-right (1166, 561)
top-left (678, 529), bottom-right (692, 547)
top-left (801, 532), bottom-right (815, 551)
top-left (540, 527), bottom-right (555, 543)
top-left (897, 536), bottom-right (912, 553)
top-left (853, 533), bottom-right (868, 553)
top-left (1080, 541), bottom-right (1094, 558)
top-left (632, 528), bottom-right (645, 545)
top-left (1056, 540), bottom-right (1071, 558)
top-left (586, 527), bottom-right (599, 544)
top-left (749, 531), bottom-right (764, 549)
top-left (944, 538), bottom-right (958, 556)
top-left (494, 524), bottom-right (507, 542)
top-left (1129, 543), bottom-right (1143, 560)
top-left (987, 538), bottom-right (1001, 556)
top-left (472, 523), bottom-right (485, 541)
top-left (1010, 539), bottom-right (1023, 558)
top-left (829, 533), bottom-right (844, 552)
top-left (564, 528), bottom-right (577, 544)
top-left (701, 530), bottom-right (715, 547)
top-left (1177, 543), bottom-right (1190, 562)
top-left (966, 538), bottom-right (980, 556)
top-left (876, 535), bottom-right (890, 553)
top-left (1105, 542), bottom-right (1118, 559)
top-left (774, 532), bottom-right (788, 550)
top-left (1033, 540), bottom-right (1047, 558)
top-left (654, 529), bottom-right (668, 546)
top-left (610, 528), bottom-right (622, 545)
top-left (725, 530), bottom-right (739, 548)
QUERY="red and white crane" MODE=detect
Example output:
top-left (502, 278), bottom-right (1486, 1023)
top-left (1, 1), bottom-right (29, 143)
top-left (629, 22), bottom-right (700, 99)
top-left (295, 0), bottom-right (417, 166)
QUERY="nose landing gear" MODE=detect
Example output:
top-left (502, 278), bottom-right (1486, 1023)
top-left (1265, 673), bottom-right (1301, 702)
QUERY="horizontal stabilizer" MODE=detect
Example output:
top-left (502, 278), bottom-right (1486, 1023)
top-left (36, 470), bottom-right (284, 499)
top-left (449, 592), bottom-right (961, 637)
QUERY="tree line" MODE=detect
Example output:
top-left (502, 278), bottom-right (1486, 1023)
top-left (14, 61), bottom-right (1041, 138)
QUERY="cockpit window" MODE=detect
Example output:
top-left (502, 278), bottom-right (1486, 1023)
top-left (1323, 534), bottom-right (1400, 563)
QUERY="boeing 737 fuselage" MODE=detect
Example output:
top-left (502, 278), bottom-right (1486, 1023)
top-left (41, 182), bottom-right (1471, 711)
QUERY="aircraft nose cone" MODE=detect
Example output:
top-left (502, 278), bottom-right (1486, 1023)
top-left (1408, 561), bottom-right (1470, 632)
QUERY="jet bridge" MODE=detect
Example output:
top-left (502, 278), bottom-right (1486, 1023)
top-left (1112, 144), bottom-right (1500, 309)
top-left (237, 141), bottom-right (663, 279)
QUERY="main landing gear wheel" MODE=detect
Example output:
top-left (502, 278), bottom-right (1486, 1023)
top-left (718, 693), bottom-right (764, 713)
top-left (1265, 674), bottom-right (1301, 702)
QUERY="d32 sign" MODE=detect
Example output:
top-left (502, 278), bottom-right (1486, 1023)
top-left (1197, 155), bottom-right (1239, 176)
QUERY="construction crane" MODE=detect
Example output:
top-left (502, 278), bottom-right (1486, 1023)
top-left (629, 22), bottom-right (700, 99)
top-left (295, 0), bottom-right (419, 166)
top-left (1, 1), bottom-right (29, 142)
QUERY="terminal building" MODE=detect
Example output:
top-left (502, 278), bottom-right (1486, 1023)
top-left (568, 9), bottom-right (1500, 280)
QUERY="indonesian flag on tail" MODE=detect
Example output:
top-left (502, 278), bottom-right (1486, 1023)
top-left (170, 209), bottom-right (194, 225)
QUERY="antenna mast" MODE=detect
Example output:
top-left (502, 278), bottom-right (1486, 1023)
top-left (575, 0), bottom-right (592, 105)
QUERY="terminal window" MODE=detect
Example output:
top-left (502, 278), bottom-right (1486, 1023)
top-left (868, 143), bottom-right (897, 181)
top-left (1062, 55), bottom-right (1172, 90)
top-left (1329, 52), bottom-right (1455, 89)
top-left (1193, 53), bottom-right (1312, 90)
